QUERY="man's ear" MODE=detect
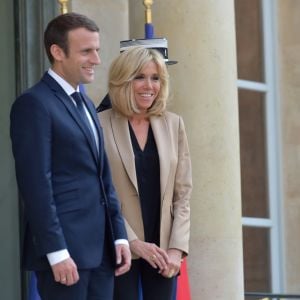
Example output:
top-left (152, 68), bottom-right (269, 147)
top-left (50, 44), bottom-right (65, 62)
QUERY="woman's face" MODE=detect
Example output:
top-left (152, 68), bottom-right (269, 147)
top-left (132, 61), bottom-right (161, 113)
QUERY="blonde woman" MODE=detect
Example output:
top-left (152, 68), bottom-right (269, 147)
top-left (98, 46), bottom-right (192, 300)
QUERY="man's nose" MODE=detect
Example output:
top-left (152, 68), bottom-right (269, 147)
top-left (92, 51), bottom-right (101, 65)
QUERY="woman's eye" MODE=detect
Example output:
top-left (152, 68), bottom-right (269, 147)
top-left (134, 75), bottom-right (144, 80)
top-left (133, 75), bottom-right (160, 81)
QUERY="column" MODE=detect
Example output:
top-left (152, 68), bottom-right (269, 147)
top-left (277, 0), bottom-right (300, 292)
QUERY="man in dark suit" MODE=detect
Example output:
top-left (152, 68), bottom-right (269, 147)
top-left (10, 12), bottom-right (131, 300)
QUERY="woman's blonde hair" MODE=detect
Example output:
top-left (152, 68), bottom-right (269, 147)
top-left (108, 46), bottom-right (169, 117)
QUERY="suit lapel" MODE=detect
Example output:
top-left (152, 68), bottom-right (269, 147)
top-left (150, 115), bottom-right (171, 201)
top-left (81, 93), bottom-right (103, 164)
top-left (110, 113), bottom-right (138, 192)
top-left (42, 73), bottom-right (99, 165)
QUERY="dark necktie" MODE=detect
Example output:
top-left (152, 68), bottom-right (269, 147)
top-left (71, 92), bottom-right (96, 145)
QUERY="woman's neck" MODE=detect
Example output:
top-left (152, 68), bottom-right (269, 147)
top-left (129, 114), bottom-right (149, 125)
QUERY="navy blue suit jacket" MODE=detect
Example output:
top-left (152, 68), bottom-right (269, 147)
top-left (10, 72), bottom-right (127, 271)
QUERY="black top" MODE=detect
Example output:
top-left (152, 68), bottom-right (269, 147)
top-left (129, 123), bottom-right (161, 244)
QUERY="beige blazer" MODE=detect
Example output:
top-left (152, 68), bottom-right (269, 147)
top-left (99, 109), bottom-right (192, 258)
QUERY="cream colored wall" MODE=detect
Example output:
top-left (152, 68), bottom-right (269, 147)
top-left (130, 0), bottom-right (244, 299)
top-left (277, 0), bottom-right (300, 292)
top-left (71, 0), bottom-right (129, 106)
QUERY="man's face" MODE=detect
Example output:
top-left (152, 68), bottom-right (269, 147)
top-left (53, 27), bottom-right (101, 88)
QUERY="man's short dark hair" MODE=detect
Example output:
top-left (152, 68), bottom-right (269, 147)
top-left (44, 12), bottom-right (99, 64)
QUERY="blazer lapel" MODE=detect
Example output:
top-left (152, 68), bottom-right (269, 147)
top-left (150, 115), bottom-right (171, 201)
top-left (110, 113), bottom-right (139, 192)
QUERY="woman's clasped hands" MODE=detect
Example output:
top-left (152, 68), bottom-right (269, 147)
top-left (130, 239), bottom-right (182, 278)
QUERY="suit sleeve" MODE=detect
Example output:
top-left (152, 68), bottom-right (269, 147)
top-left (10, 94), bottom-right (67, 256)
top-left (168, 116), bottom-right (192, 255)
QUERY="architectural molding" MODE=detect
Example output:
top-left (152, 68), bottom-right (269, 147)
top-left (14, 0), bottom-right (58, 93)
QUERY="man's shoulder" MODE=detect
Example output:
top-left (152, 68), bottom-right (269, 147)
top-left (12, 74), bottom-right (56, 112)
top-left (18, 73), bottom-right (51, 99)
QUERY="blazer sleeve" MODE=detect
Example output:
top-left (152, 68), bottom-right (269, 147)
top-left (10, 94), bottom-right (67, 256)
top-left (168, 116), bottom-right (192, 255)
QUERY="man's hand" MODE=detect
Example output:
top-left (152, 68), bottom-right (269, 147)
top-left (115, 244), bottom-right (131, 276)
top-left (51, 257), bottom-right (79, 286)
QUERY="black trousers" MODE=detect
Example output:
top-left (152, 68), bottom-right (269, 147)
top-left (113, 259), bottom-right (176, 300)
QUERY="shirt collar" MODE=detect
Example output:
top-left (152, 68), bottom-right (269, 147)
top-left (48, 69), bottom-right (79, 96)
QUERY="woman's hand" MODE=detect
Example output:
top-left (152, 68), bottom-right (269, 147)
top-left (130, 239), bottom-right (169, 272)
top-left (161, 248), bottom-right (183, 278)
